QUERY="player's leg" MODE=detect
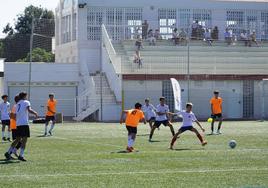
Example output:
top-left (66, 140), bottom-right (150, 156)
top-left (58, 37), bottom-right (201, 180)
top-left (148, 118), bottom-right (153, 130)
top-left (211, 115), bottom-right (216, 134)
top-left (130, 130), bottom-right (137, 150)
top-left (7, 121), bottom-right (11, 142)
top-left (44, 116), bottom-right (49, 136)
top-left (191, 127), bottom-right (207, 146)
top-left (49, 117), bottom-right (56, 136)
top-left (11, 129), bottom-right (20, 157)
top-left (2, 123), bottom-right (6, 141)
top-left (149, 121), bottom-right (160, 141)
top-left (167, 121), bottom-right (175, 136)
top-left (5, 137), bottom-right (22, 160)
top-left (170, 129), bottom-right (183, 149)
top-left (18, 137), bottom-right (27, 161)
top-left (217, 115), bottom-right (223, 134)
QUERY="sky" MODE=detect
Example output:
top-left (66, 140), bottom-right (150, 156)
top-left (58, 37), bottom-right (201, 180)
top-left (0, 0), bottom-right (58, 38)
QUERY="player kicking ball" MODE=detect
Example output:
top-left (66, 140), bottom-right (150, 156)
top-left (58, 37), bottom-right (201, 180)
top-left (44, 93), bottom-right (57, 136)
top-left (120, 103), bottom-right (146, 153)
top-left (169, 103), bottom-right (207, 150)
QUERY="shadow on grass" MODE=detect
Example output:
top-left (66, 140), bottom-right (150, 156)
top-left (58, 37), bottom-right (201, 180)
top-left (149, 140), bottom-right (161, 143)
top-left (0, 159), bottom-right (20, 165)
top-left (36, 135), bottom-right (51, 138)
top-left (137, 134), bottom-right (150, 137)
top-left (171, 148), bottom-right (205, 151)
top-left (111, 150), bottom-right (139, 154)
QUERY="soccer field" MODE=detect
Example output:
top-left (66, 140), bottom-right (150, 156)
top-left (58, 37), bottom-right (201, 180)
top-left (0, 121), bottom-right (267, 188)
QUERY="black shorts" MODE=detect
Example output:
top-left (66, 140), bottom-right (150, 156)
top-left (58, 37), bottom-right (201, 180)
top-left (179, 126), bottom-right (193, 133)
top-left (147, 117), bottom-right (156, 122)
top-left (45, 116), bottom-right (55, 122)
top-left (126, 126), bottom-right (137, 134)
top-left (16, 126), bottom-right (30, 138)
top-left (154, 120), bottom-right (170, 128)
top-left (12, 129), bottom-right (17, 140)
top-left (211, 113), bottom-right (222, 119)
top-left (1, 120), bottom-right (10, 126)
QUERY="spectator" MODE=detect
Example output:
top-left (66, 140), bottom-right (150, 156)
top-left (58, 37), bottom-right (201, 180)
top-left (148, 29), bottom-right (156, 46)
top-left (134, 26), bottom-right (140, 39)
top-left (154, 29), bottom-right (162, 40)
top-left (142, 20), bottom-right (149, 39)
top-left (204, 28), bottom-right (212, 46)
top-left (133, 54), bottom-right (142, 69)
top-left (211, 26), bottom-right (219, 40)
top-left (179, 28), bottom-right (187, 45)
top-left (191, 20), bottom-right (199, 39)
top-left (224, 28), bottom-right (232, 45)
top-left (240, 30), bottom-right (249, 46)
top-left (172, 28), bottom-right (180, 45)
top-left (249, 31), bottom-right (259, 47)
top-left (135, 36), bottom-right (143, 58)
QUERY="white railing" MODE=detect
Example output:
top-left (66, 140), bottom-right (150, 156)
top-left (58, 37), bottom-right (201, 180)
top-left (101, 24), bottom-right (122, 102)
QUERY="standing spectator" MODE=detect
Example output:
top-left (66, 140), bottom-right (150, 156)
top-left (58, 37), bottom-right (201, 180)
top-left (148, 29), bottom-right (156, 46)
top-left (172, 28), bottom-right (180, 45)
top-left (240, 30), bottom-right (249, 46)
top-left (154, 29), bottom-right (162, 40)
top-left (249, 31), bottom-right (259, 47)
top-left (211, 26), bottom-right (219, 40)
top-left (133, 54), bottom-right (143, 69)
top-left (179, 28), bottom-right (187, 45)
top-left (135, 36), bottom-right (143, 58)
top-left (191, 20), bottom-right (199, 39)
top-left (134, 26), bottom-right (140, 39)
top-left (204, 28), bottom-right (212, 46)
top-left (142, 20), bottom-right (149, 39)
top-left (224, 28), bottom-right (232, 45)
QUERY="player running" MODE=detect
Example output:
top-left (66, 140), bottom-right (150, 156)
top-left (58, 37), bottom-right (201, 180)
top-left (44, 93), bottom-right (57, 136)
top-left (10, 95), bottom-right (22, 157)
top-left (120, 102), bottom-right (146, 152)
top-left (169, 103), bottom-right (207, 150)
top-left (142, 98), bottom-right (156, 130)
top-left (210, 90), bottom-right (223, 134)
top-left (149, 97), bottom-right (175, 142)
top-left (5, 92), bottom-right (38, 162)
top-left (0, 95), bottom-right (11, 142)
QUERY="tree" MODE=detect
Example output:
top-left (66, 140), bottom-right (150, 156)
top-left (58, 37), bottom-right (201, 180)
top-left (17, 48), bottom-right (54, 62)
top-left (2, 23), bottom-right (14, 36)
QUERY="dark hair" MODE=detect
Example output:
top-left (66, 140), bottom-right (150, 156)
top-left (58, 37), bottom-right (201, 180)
top-left (14, 95), bottom-right (20, 103)
top-left (1, 95), bottom-right (8, 100)
top-left (19, 92), bottom-right (27, 100)
top-left (214, 90), bottom-right (219, 94)
top-left (145, 98), bottom-right (149, 102)
top-left (159, 97), bottom-right (165, 101)
top-left (186, 102), bottom-right (193, 108)
top-left (49, 93), bottom-right (55, 97)
top-left (135, 102), bottom-right (142, 109)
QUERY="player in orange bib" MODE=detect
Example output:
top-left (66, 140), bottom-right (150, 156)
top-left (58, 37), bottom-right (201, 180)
top-left (10, 95), bottom-right (22, 158)
top-left (210, 90), bottom-right (223, 134)
top-left (120, 103), bottom-right (146, 152)
top-left (44, 93), bottom-right (57, 136)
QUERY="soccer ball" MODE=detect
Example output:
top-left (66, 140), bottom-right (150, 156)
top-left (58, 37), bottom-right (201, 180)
top-left (207, 118), bottom-right (213, 123)
top-left (229, 140), bottom-right (237, 149)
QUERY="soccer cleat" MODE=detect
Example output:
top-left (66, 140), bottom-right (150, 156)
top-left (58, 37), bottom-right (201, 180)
top-left (18, 156), bottom-right (27, 162)
top-left (210, 131), bottom-right (214, 135)
top-left (43, 133), bottom-right (47, 136)
top-left (169, 145), bottom-right (174, 150)
top-left (4, 152), bottom-right (11, 160)
top-left (7, 138), bottom-right (11, 142)
top-left (2, 137), bottom-right (6, 141)
top-left (202, 141), bottom-right (208, 146)
top-left (217, 130), bottom-right (222, 134)
top-left (49, 131), bottom-right (52, 136)
top-left (126, 146), bottom-right (133, 153)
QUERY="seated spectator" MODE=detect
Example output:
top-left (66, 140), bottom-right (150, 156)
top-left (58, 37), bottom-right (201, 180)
top-left (179, 28), bottom-right (187, 45)
top-left (240, 30), bottom-right (249, 46)
top-left (224, 28), bottom-right (232, 45)
top-left (172, 28), bottom-right (180, 45)
top-left (204, 28), bottom-right (212, 46)
top-left (148, 29), bottom-right (156, 46)
top-left (211, 26), bottom-right (219, 40)
top-left (197, 24), bottom-right (204, 40)
top-left (154, 29), bottom-right (162, 40)
top-left (249, 31), bottom-right (259, 47)
top-left (191, 20), bottom-right (199, 40)
top-left (135, 36), bottom-right (143, 57)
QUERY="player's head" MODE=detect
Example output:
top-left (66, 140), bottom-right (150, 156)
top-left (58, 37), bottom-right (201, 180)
top-left (49, 93), bottom-right (54, 100)
top-left (214, 90), bottom-right (219, 98)
top-left (135, 102), bottom-right (142, 109)
top-left (186, 102), bottom-right (193, 111)
top-left (19, 92), bottom-right (27, 100)
top-left (14, 95), bottom-right (20, 103)
top-left (159, 97), bottom-right (165, 105)
top-left (145, 98), bottom-right (150, 105)
top-left (1, 95), bottom-right (8, 101)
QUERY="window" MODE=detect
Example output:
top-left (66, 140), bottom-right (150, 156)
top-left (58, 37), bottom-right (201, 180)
top-left (178, 9), bottom-right (191, 33)
top-left (193, 9), bottom-right (212, 28)
top-left (72, 13), bottom-right (77, 41)
top-left (63, 0), bottom-right (72, 9)
top-left (261, 12), bottom-right (268, 40)
top-left (162, 81), bottom-right (174, 112)
top-left (158, 8), bottom-right (177, 39)
top-left (61, 15), bottom-right (71, 43)
top-left (226, 10), bottom-right (244, 36)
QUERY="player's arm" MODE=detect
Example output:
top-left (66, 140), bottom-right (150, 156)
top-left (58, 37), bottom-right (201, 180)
top-left (47, 106), bottom-right (55, 114)
top-left (120, 110), bottom-right (128, 124)
top-left (27, 106), bottom-right (38, 118)
top-left (211, 104), bottom-right (214, 115)
top-left (195, 120), bottom-right (205, 132)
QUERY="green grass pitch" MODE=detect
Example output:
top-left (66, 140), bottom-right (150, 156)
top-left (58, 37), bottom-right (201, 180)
top-left (0, 121), bottom-right (267, 188)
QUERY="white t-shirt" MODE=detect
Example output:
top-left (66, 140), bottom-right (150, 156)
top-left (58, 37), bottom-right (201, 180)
top-left (0, 102), bottom-right (10, 120)
top-left (177, 110), bottom-right (197, 127)
top-left (16, 100), bottom-right (31, 126)
top-left (155, 104), bottom-right (169, 121)
top-left (142, 104), bottom-right (156, 120)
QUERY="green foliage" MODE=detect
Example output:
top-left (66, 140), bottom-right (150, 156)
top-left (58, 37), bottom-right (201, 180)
top-left (17, 48), bottom-right (54, 62)
top-left (2, 23), bottom-right (14, 36)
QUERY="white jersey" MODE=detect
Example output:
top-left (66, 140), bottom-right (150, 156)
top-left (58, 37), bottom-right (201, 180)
top-left (142, 104), bottom-right (156, 120)
top-left (155, 104), bottom-right (169, 121)
top-left (177, 110), bottom-right (197, 127)
top-left (0, 102), bottom-right (10, 120)
top-left (16, 100), bottom-right (31, 126)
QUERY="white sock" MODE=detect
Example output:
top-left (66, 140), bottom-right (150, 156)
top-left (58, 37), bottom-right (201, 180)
top-left (19, 148), bottom-right (25, 157)
top-left (7, 131), bottom-right (10, 139)
top-left (2, 131), bottom-right (4, 138)
top-left (49, 124), bottom-right (55, 132)
top-left (127, 135), bottom-right (131, 147)
top-left (45, 124), bottom-right (48, 134)
top-left (129, 139), bottom-right (135, 147)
